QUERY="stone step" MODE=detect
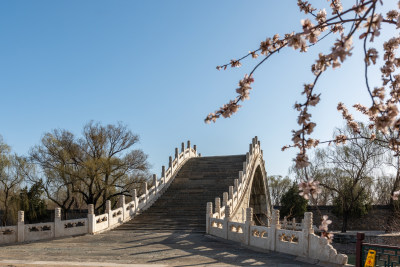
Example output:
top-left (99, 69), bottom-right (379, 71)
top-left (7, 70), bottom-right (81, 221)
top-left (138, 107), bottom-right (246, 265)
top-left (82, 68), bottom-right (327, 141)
top-left (116, 155), bottom-right (245, 232)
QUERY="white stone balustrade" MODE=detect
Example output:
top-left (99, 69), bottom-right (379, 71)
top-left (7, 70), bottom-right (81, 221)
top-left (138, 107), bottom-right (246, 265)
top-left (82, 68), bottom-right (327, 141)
top-left (206, 208), bottom-right (348, 266)
top-left (0, 140), bottom-right (199, 245)
top-left (206, 137), bottom-right (348, 266)
top-left (211, 136), bottom-right (269, 222)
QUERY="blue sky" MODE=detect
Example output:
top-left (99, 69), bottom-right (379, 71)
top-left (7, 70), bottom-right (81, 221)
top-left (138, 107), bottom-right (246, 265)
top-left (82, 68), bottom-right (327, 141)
top-left (0, 1), bottom-right (397, 177)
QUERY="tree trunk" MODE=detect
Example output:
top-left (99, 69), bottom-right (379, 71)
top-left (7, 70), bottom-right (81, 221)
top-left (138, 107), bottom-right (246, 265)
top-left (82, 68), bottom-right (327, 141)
top-left (341, 212), bottom-right (348, 233)
top-left (2, 190), bottom-right (9, 226)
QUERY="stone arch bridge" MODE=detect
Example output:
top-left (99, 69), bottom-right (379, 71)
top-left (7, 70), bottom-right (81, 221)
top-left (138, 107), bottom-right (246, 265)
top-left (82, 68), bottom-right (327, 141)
top-left (119, 136), bottom-right (272, 232)
top-left (0, 137), bottom-right (347, 266)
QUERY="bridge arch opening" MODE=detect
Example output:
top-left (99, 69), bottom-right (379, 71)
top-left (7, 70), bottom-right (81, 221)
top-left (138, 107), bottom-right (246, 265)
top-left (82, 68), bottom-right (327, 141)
top-left (249, 165), bottom-right (268, 225)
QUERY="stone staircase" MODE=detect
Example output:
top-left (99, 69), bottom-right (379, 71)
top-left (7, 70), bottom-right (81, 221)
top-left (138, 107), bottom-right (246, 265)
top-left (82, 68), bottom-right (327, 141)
top-left (116, 155), bottom-right (245, 232)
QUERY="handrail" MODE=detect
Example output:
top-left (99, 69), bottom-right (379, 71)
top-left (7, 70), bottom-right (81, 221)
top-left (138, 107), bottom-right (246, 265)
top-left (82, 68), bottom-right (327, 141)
top-left (1, 140), bottom-right (200, 245)
top-left (211, 136), bottom-right (268, 222)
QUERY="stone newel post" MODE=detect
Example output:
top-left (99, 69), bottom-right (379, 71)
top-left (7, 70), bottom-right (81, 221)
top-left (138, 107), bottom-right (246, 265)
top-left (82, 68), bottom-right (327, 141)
top-left (223, 205), bottom-right (231, 239)
top-left (153, 174), bottom-right (158, 194)
top-left (54, 207), bottom-right (62, 238)
top-left (88, 204), bottom-right (95, 234)
top-left (228, 186), bottom-right (234, 201)
top-left (131, 189), bottom-right (138, 214)
top-left (234, 179), bottom-right (239, 192)
top-left (119, 195), bottom-right (126, 221)
top-left (301, 212), bottom-right (313, 257)
top-left (175, 147), bottom-right (179, 164)
top-left (206, 202), bottom-right (213, 234)
top-left (222, 192), bottom-right (228, 207)
top-left (270, 209), bottom-right (280, 250)
top-left (143, 182), bottom-right (148, 203)
top-left (244, 207), bottom-right (253, 245)
top-left (282, 216), bottom-right (288, 229)
top-left (162, 166), bottom-right (166, 184)
top-left (17, 210), bottom-right (24, 242)
top-left (215, 197), bottom-right (221, 217)
top-left (106, 200), bottom-right (112, 228)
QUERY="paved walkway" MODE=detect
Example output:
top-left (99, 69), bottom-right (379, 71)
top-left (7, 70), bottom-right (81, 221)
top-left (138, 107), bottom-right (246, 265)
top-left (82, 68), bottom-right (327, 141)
top-left (0, 229), bottom-right (318, 266)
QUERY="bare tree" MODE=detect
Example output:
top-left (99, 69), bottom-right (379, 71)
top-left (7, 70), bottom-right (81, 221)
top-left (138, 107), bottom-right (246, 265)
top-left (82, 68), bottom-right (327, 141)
top-left (314, 125), bottom-right (384, 232)
top-left (0, 138), bottom-right (27, 225)
top-left (31, 122), bottom-right (149, 214)
top-left (268, 175), bottom-right (292, 206)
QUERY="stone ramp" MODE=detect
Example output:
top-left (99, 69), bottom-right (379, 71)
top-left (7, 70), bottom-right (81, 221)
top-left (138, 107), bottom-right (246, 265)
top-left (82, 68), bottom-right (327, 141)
top-left (116, 155), bottom-right (246, 232)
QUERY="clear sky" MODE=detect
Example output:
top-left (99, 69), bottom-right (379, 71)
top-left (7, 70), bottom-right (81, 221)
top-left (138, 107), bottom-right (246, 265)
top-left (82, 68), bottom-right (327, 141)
top-left (0, 1), bottom-right (397, 178)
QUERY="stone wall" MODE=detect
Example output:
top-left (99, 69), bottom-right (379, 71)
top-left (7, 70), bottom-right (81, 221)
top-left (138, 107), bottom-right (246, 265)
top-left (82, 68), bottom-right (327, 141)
top-left (308, 205), bottom-right (394, 231)
top-left (274, 205), bottom-right (395, 231)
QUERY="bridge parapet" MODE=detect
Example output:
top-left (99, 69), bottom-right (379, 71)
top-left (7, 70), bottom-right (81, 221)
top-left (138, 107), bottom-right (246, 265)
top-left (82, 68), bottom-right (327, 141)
top-left (208, 206), bottom-right (348, 266)
top-left (206, 136), bottom-right (348, 266)
top-left (211, 136), bottom-right (269, 222)
top-left (0, 140), bottom-right (200, 245)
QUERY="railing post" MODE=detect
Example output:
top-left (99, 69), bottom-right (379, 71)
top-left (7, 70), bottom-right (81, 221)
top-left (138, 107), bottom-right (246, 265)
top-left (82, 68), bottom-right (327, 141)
top-left (234, 179), bottom-right (239, 193)
top-left (17, 211), bottom-right (24, 242)
top-left (229, 186), bottom-right (233, 200)
top-left (162, 166), bottom-right (166, 185)
top-left (54, 207), bottom-right (62, 238)
top-left (229, 186), bottom-right (234, 206)
top-left (282, 216), bottom-right (287, 229)
top-left (249, 144), bottom-right (253, 155)
top-left (119, 195), bottom-right (126, 221)
top-left (131, 189), bottom-right (138, 214)
top-left (193, 145), bottom-right (197, 154)
top-left (206, 202), bottom-right (213, 234)
top-left (270, 209), bottom-right (280, 251)
top-left (88, 204), bottom-right (95, 234)
top-left (187, 140), bottom-right (191, 156)
top-left (181, 142), bottom-right (185, 153)
top-left (143, 182), bottom-right (148, 204)
top-left (245, 207), bottom-right (253, 245)
top-left (239, 171), bottom-right (243, 184)
top-left (222, 192), bottom-right (228, 207)
top-left (356, 232), bottom-right (365, 267)
top-left (223, 205), bottom-right (231, 239)
top-left (302, 212), bottom-right (313, 258)
top-left (169, 156), bottom-right (173, 173)
top-left (175, 147), bottom-right (179, 165)
top-left (153, 174), bottom-right (158, 194)
top-left (106, 200), bottom-right (112, 228)
top-left (17, 210), bottom-right (25, 242)
top-left (215, 197), bottom-right (221, 218)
